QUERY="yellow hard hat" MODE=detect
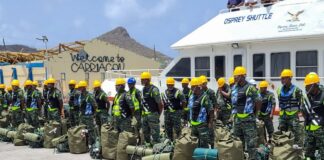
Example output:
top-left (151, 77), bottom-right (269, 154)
top-left (78, 81), bottom-right (88, 87)
top-left (93, 80), bottom-right (101, 88)
top-left (190, 77), bottom-right (202, 86)
top-left (75, 84), bottom-right (79, 89)
top-left (233, 66), bottom-right (247, 76)
top-left (141, 72), bottom-right (151, 80)
top-left (0, 84), bottom-right (5, 89)
top-left (181, 78), bottom-right (190, 84)
top-left (166, 77), bottom-right (175, 85)
top-left (217, 78), bottom-right (226, 88)
top-left (115, 78), bottom-right (126, 85)
top-left (7, 86), bottom-right (12, 91)
top-left (280, 69), bottom-right (293, 78)
top-left (229, 77), bottom-right (235, 85)
top-left (199, 75), bottom-right (208, 84)
top-left (69, 80), bottom-right (77, 85)
top-left (47, 78), bottom-right (56, 84)
top-left (32, 81), bottom-right (38, 86)
top-left (11, 79), bottom-right (20, 87)
top-left (259, 81), bottom-right (269, 88)
top-left (304, 72), bottom-right (320, 86)
top-left (25, 80), bottom-right (33, 86)
top-left (43, 80), bottom-right (48, 85)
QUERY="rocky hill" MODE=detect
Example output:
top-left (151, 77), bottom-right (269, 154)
top-left (0, 45), bottom-right (37, 53)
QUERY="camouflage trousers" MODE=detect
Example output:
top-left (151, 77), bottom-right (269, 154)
top-left (191, 123), bottom-right (210, 148)
top-left (47, 110), bottom-right (61, 122)
top-left (234, 115), bottom-right (258, 160)
top-left (95, 110), bottom-right (108, 129)
top-left (80, 115), bottom-right (96, 145)
top-left (279, 113), bottom-right (302, 146)
top-left (164, 110), bottom-right (182, 141)
top-left (142, 112), bottom-right (160, 145)
top-left (305, 127), bottom-right (324, 159)
top-left (113, 116), bottom-right (133, 133)
top-left (134, 110), bottom-right (141, 139)
top-left (69, 107), bottom-right (80, 127)
top-left (217, 108), bottom-right (231, 127)
top-left (182, 110), bottom-right (189, 127)
top-left (258, 114), bottom-right (274, 139)
top-left (26, 109), bottom-right (40, 129)
top-left (10, 109), bottom-right (24, 128)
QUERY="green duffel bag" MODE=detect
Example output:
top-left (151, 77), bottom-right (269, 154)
top-left (215, 136), bottom-right (244, 160)
top-left (271, 144), bottom-right (303, 160)
top-left (68, 125), bottom-right (87, 154)
top-left (0, 117), bottom-right (9, 128)
top-left (14, 123), bottom-right (34, 146)
top-left (172, 135), bottom-right (198, 160)
top-left (116, 131), bottom-right (137, 160)
top-left (101, 124), bottom-right (119, 159)
top-left (61, 118), bottom-right (69, 135)
top-left (142, 153), bottom-right (172, 160)
top-left (44, 121), bottom-right (62, 148)
top-left (214, 120), bottom-right (231, 144)
top-left (271, 131), bottom-right (294, 146)
top-left (52, 134), bottom-right (69, 153)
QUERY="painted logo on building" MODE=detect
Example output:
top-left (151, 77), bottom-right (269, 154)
top-left (70, 50), bottom-right (125, 72)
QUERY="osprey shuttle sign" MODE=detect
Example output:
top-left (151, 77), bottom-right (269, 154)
top-left (224, 13), bottom-right (273, 24)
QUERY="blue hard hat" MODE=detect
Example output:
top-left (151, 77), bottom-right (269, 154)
top-left (127, 77), bottom-right (136, 84)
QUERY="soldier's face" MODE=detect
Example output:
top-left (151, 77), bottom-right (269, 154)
top-left (167, 84), bottom-right (174, 90)
top-left (281, 77), bottom-right (291, 86)
top-left (48, 83), bottom-right (54, 89)
top-left (12, 86), bottom-right (18, 91)
top-left (234, 75), bottom-right (245, 84)
top-left (260, 87), bottom-right (267, 93)
top-left (116, 85), bottom-right (124, 92)
top-left (305, 84), bottom-right (317, 95)
top-left (141, 79), bottom-right (150, 86)
top-left (192, 85), bottom-right (202, 95)
top-left (69, 84), bottom-right (75, 90)
top-left (182, 83), bottom-right (188, 88)
top-left (128, 83), bottom-right (135, 90)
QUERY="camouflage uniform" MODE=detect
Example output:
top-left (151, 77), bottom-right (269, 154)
top-left (94, 89), bottom-right (109, 128)
top-left (204, 88), bottom-right (216, 148)
top-left (42, 88), bottom-right (48, 120)
top-left (189, 93), bottom-right (212, 148)
top-left (128, 88), bottom-right (142, 135)
top-left (79, 90), bottom-right (98, 145)
top-left (232, 81), bottom-right (261, 159)
top-left (0, 90), bottom-right (8, 113)
top-left (142, 85), bottom-right (161, 146)
top-left (277, 84), bottom-right (303, 146)
top-left (46, 88), bottom-right (63, 122)
top-left (162, 88), bottom-right (186, 141)
top-left (216, 84), bottom-right (232, 127)
top-left (182, 87), bottom-right (191, 125)
top-left (25, 89), bottom-right (41, 128)
top-left (112, 90), bottom-right (134, 133)
top-left (258, 91), bottom-right (275, 139)
top-left (11, 88), bottom-right (25, 128)
top-left (303, 85), bottom-right (324, 159)
top-left (68, 88), bottom-right (80, 127)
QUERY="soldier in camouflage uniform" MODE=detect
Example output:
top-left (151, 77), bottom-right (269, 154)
top-left (189, 77), bottom-right (213, 148)
top-left (231, 66), bottom-right (261, 160)
top-left (68, 80), bottom-right (80, 126)
top-left (127, 78), bottom-right (142, 137)
top-left (0, 84), bottom-right (8, 113)
top-left (78, 81), bottom-right (98, 145)
top-left (215, 78), bottom-right (232, 127)
top-left (141, 72), bottom-right (163, 147)
top-left (46, 78), bottom-right (64, 122)
top-left (10, 80), bottom-right (25, 128)
top-left (162, 77), bottom-right (186, 141)
top-left (25, 80), bottom-right (42, 129)
top-left (181, 78), bottom-right (191, 126)
top-left (93, 80), bottom-right (109, 129)
top-left (4, 86), bottom-right (12, 112)
top-left (112, 78), bottom-right (134, 133)
top-left (42, 80), bottom-right (48, 121)
top-left (303, 73), bottom-right (324, 159)
top-left (199, 75), bottom-right (216, 148)
top-left (258, 81), bottom-right (275, 141)
top-left (277, 69), bottom-right (303, 146)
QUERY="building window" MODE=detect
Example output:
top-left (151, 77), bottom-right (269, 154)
top-left (296, 50), bottom-right (318, 78)
top-left (195, 57), bottom-right (210, 77)
top-left (271, 52), bottom-right (290, 79)
top-left (166, 58), bottom-right (191, 78)
top-left (215, 56), bottom-right (225, 80)
top-left (233, 55), bottom-right (242, 69)
top-left (253, 54), bottom-right (265, 80)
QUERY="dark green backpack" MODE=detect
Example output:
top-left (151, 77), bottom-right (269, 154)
top-left (52, 134), bottom-right (69, 153)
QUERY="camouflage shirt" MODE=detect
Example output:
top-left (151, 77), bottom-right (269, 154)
top-left (12, 88), bottom-right (25, 107)
top-left (204, 88), bottom-right (216, 108)
top-left (79, 91), bottom-right (98, 115)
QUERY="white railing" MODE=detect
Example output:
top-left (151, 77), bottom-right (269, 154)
top-left (219, 1), bottom-right (279, 14)
top-left (105, 69), bottom-right (164, 80)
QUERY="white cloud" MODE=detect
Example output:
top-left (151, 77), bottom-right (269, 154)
top-left (104, 0), bottom-right (176, 22)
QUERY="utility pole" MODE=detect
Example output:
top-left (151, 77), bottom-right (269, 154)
top-left (36, 36), bottom-right (49, 79)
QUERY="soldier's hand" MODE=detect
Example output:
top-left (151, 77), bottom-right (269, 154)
top-left (131, 117), bottom-right (137, 126)
top-left (61, 114), bottom-right (65, 119)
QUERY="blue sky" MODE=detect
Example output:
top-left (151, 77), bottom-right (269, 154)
top-left (0, 0), bottom-right (227, 57)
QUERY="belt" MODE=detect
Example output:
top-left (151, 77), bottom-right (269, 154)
top-left (305, 124), bottom-right (321, 131)
top-left (259, 112), bottom-right (270, 116)
top-left (279, 110), bottom-right (298, 116)
top-left (142, 111), bottom-right (151, 115)
top-left (190, 120), bottom-right (202, 126)
top-left (11, 106), bottom-right (20, 111)
top-left (48, 108), bottom-right (58, 112)
top-left (26, 107), bottom-right (38, 112)
top-left (184, 107), bottom-right (189, 111)
top-left (236, 113), bottom-right (250, 119)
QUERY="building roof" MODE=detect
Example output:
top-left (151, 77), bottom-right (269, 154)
top-left (171, 0), bottom-right (324, 49)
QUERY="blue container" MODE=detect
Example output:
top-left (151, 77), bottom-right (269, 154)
top-left (192, 148), bottom-right (218, 160)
